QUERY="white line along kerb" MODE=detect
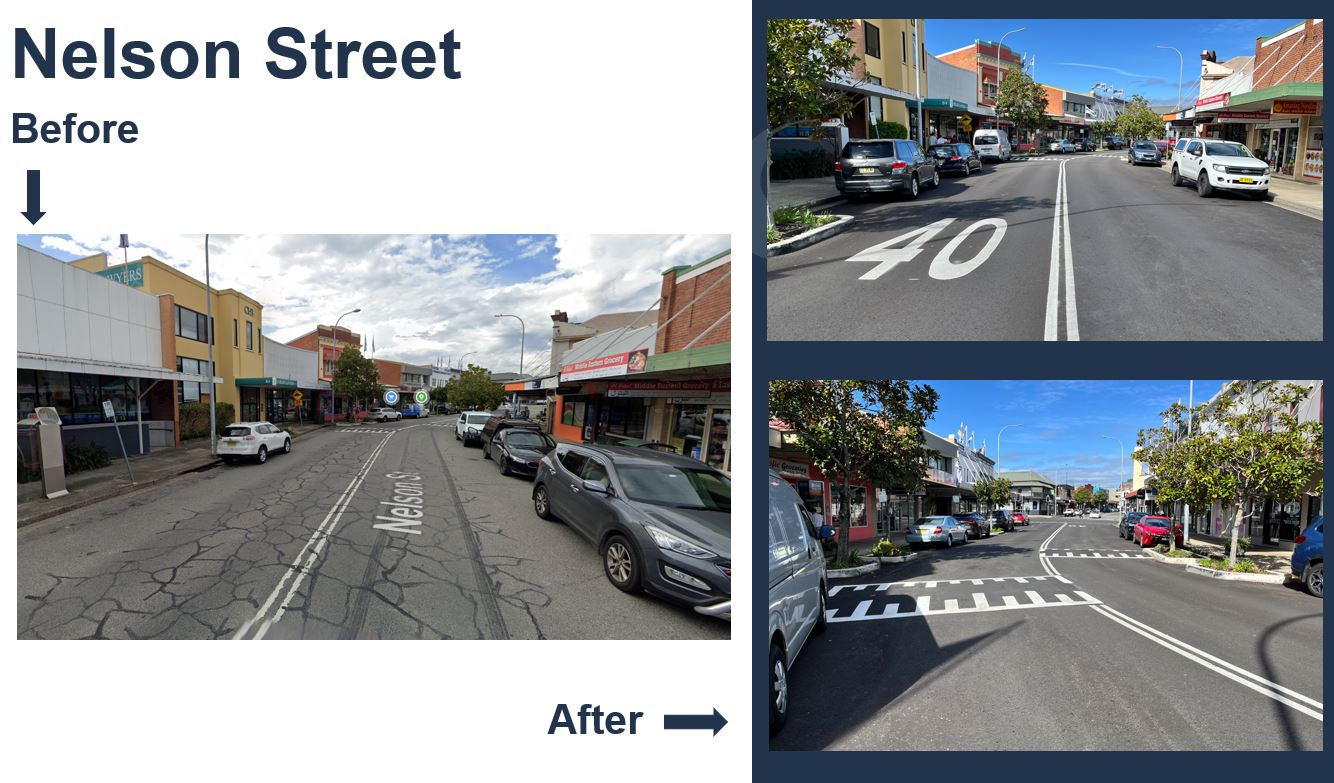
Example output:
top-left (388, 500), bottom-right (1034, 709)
top-left (232, 432), bottom-right (397, 640)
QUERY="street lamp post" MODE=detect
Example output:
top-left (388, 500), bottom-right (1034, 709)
top-left (997, 423), bottom-right (1023, 509)
top-left (1101, 435), bottom-right (1124, 514)
top-left (1156, 44), bottom-right (1184, 119)
top-left (994, 27), bottom-right (1025, 136)
top-left (458, 351), bottom-right (478, 371)
top-left (493, 313), bottom-right (526, 377)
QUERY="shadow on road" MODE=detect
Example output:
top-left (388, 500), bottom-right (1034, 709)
top-left (1255, 611), bottom-right (1324, 750)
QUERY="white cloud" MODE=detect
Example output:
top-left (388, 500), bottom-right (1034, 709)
top-left (37, 233), bottom-right (729, 374)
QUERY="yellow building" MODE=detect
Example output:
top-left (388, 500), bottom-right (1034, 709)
top-left (71, 254), bottom-right (269, 421)
top-left (847, 19), bottom-right (929, 137)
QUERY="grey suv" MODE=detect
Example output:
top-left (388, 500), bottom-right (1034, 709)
top-left (834, 139), bottom-right (940, 199)
top-left (532, 444), bottom-right (730, 618)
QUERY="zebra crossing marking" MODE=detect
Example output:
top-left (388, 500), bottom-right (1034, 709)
top-left (1041, 551), bottom-right (1151, 559)
top-left (826, 588), bottom-right (1102, 624)
top-left (829, 574), bottom-right (1068, 595)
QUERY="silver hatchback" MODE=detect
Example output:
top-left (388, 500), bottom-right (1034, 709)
top-left (834, 139), bottom-right (940, 199)
top-left (906, 515), bottom-right (968, 549)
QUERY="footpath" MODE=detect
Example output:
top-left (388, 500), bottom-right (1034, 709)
top-left (17, 421), bottom-right (330, 528)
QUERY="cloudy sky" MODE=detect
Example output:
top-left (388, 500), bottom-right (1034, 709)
top-left (19, 233), bottom-right (730, 375)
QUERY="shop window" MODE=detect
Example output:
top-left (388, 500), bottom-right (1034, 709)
top-left (704, 408), bottom-right (730, 473)
top-left (670, 404), bottom-right (707, 460)
top-left (603, 397), bottom-right (647, 438)
top-left (17, 369), bottom-right (38, 419)
top-left (901, 31), bottom-right (907, 64)
top-left (561, 398), bottom-right (585, 428)
top-left (864, 22), bottom-right (880, 59)
top-left (832, 483), bottom-right (868, 527)
top-left (233, 319), bottom-right (239, 347)
top-left (70, 373), bottom-right (105, 424)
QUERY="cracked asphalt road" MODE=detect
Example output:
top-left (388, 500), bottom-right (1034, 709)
top-left (17, 420), bottom-right (728, 640)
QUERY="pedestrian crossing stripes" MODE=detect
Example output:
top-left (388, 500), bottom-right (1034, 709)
top-left (1041, 551), bottom-right (1151, 559)
top-left (336, 428), bottom-right (397, 434)
top-left (826, 589), bottom-right (1101, 624)
top-left (829, 574), bottom-right (1070, 596)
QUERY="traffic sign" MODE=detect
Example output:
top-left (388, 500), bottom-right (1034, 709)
top-left (414, 390), bottom-right (429, 404)
top-left (384, 389), bottom-right (399, 405)
top-left (292, 390), bottom-right (304, 405)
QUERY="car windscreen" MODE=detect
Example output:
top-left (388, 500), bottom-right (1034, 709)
top-left (843, 142), bottom-right (895, 159)
top-left (466, 414), bottom-right (490, 424)
top-left (975, 135), bottom-right (997, 145)
top-left (221, 426), bottom-right (250, 437)
top-left (1133, 142), bottom-right (1156, 150)
top-left (1205, 142), bottom-right (1252, 157)
top-left (929, 145), bottom-right (955, 156)
top-left (1140, 518), bottom-right (1171, 527)
top-left (505, 431), bottom-right (552, 449)
top-left (617, 466), bottom-right (730, 513)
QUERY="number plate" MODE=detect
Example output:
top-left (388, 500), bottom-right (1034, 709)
top-left (224, 440), bottom-right (238, 446)
top-left (857, 167), bottom-right (878, 175)
top-left (1238, 177), bottom-right (1255, 184)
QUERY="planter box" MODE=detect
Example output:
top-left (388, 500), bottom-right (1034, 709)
top-left (826, 561), bottom-right (880, 579)
top-left (870, 552), bottom-right (918, 564)
top-left (767, 214), bottom-right (854, 256)
top-left (1183, 562), bottom-right (1286, 584)
top-left (1146, 548), bottom-right (1196, 565)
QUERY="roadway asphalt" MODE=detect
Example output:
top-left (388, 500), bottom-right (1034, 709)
top-left (17, 419), bottom-right (728, 640)
top-left (770, 515), bottom-right (1322, 751)
top-left (766, 152), bottom-right (1322, 341)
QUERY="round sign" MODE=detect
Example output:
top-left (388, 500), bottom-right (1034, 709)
top-left (384, 389), bottom-right (399, 405)
top-left (415, 390), bottom-right (429, 404)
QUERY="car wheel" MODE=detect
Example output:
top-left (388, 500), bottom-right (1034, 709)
top-left (499, 455), bottom-right (511, 476)
top-left (814, 585), bottom-right (828, 634)
top-left (533, 484), bottom-right (554, 520)
top-left (944, 534), bottom-right (952, 549)
top-left (930, 169), bottom-right (940, 188)
top-left (603, 534), bottom-right (640, 592)
top-left (963, 164), bottom-right (971, 177)
top-left (256, 446), bottom-right (268, 464)
top-left (769, 643), bottom-right (789, 735)
top-left (1170, 165), bottom-right (1182, 186)
top-left (1302, 562), bottom-right (1323, 598)
top-left (905, 175), bottom-right (919, 199)
top-left (283, 438), bottom-right (291, 454)
top-left (482, 441), bottom-right (491, 460)
top-left (1197, 172), bottom-right (1214, 197)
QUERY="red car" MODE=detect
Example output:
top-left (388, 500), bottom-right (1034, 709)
top-left (1014, 512), bottom-right (1029, 526)
top-left (1132, 515), bottom-right (1182, 548)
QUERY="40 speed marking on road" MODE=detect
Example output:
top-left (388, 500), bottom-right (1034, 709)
top-left (845, 218), bottom-right (1007, 281)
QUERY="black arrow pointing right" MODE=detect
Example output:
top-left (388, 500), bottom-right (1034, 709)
top-left (23, 170), bottom-right (45, 225)
top-left (663, 708), bottom-right (727, 735)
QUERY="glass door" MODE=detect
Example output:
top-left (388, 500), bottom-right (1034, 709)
top-left (702, 406), bottom-right (730, 473)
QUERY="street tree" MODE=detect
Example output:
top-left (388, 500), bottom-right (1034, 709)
top-left (1088, 118), bottom-right (1114, 145)
top-left (765, 19), bottom-right (858, 225)
top-left (769, 380), bottom-right (940, 563)
top-left (429, 386), bottom-right (449, 406)
top-left (972, 476), bottom-right (1013, 518)
top-left (995, 67), bottom-right (1048, 149)
top-left (1135, 399), bottom-right (1213, 553)
top-left (1073, 484), bottom-right (1094, 508)
top-left (446, 364), bottom-right (506, 412)
top-left (1093, 488), bottom-right (1109, 507)
top-left (1115, 94), bottom-right (1164, 142)
top-left (331, 346), bottom-right (381, 420)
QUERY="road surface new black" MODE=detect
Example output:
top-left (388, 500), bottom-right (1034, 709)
top-left (771, 516), bottom-right (1322, 751)
top-left (767, 153), bottom-right (1322, 341)
top-left (17, 420), bottom-right (728, 640)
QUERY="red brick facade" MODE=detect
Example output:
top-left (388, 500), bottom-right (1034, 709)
top-left (286, 324), bottom-right (361, 382)
top-left (654, 256), bottom-right (730, 354)
top-left (1253, 19), bottom-right (1323, 90)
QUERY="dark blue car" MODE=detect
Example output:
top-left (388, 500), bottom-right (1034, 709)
top-left (1291, 516), bottom-right (1323, 598)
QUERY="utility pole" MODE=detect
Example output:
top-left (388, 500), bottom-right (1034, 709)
top-left (913, 20), bottom-right (925, 146)
top-left (996, 27), bottom-right (1026, 137)
top-left (205, 235), bottom-right (216, 455)
top-left (1183, 380), bottom-right (1194, 544)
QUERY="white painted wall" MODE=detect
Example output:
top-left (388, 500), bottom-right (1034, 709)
top-left (261, 336), bottom-right (319, 388)
top-left (17, 244), bottom-right (163, 369)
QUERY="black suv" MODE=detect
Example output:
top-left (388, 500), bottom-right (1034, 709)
top-left (990, 509), bottom-right (1015, 532)
top-left (1119, 511), bottom-right (1147, 540)
top-left (480, 416), bottom-right (541, 460)
top-left (835, 139), bottom-right (941, 199)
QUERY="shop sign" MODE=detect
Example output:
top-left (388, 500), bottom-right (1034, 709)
top-left (95, 261), bottom-right (144, 287)
top-left (668, 396), bottom-right (714, 404)
top-left (1272, 100), bottom-right (1319, 115)
top-left (1195, 92), bottom-right (1230, 110)
top-left (607, 378), bottom-right (728, 398)
top-left (561, 348), bottom-right (650, 381)
top-left (1215, 111), bottom-right (1271, 123)
top-left (769, 459), bottom-right (810, 479)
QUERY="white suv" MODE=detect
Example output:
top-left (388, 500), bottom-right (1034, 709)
top-left (371, 407), bottom-right (403, 422)
top-left (1170, 137), bottom-right (1270, 199)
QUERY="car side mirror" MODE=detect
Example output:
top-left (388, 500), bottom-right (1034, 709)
top-left (583, 480), bottom-right (612, 495)
top-left (818, 525), bottom-right (837, 540)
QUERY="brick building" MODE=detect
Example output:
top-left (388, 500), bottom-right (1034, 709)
top-left (936, 39), bottom-right (1025, 136)
top-left (285, 324), bottom-right (362, 416)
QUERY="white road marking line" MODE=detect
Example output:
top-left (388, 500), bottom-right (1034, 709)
top-left (1044, 159), bottom-right (1064, 340)
top-left (1015, 577), bottom-right (1029, 583)
top-left (973, 593), bottom-right (989, 609)
top-left (1038, 523), bottom-right (1068, 552)
top-left (828, 596), bottom-right (1100, 623)
top-left (1062, 159), bottom-right (1080, 340)
top-left (232, 432), bottom-right (397, 640)
top-left (944, 598), bottom-right (960, 612)
top-left (1002, 595), bottom-right (1020, 607)
top-left (924, 581), bottom-right (938, 588)
top-left (1091, 604), bottom-right (1323, 721)
top-left (850, 600), bottom-right (872, 620)
top-left (1025, 590), bottom-right (1047, 605)
top-left (972, 579), bottom-right (983, 585)
top-left (916, 595), bottom-right (932, 614)
top-left (1055, 593), bottom-right (1074, 603)
top-left (1074, 591), bottom-right (1098, 602)
top-left (830, 575), bottom-right (1061, 592)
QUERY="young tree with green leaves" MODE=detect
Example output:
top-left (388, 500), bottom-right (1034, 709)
top-left (769, 380), bottom-right (940, 562)
top-left (331, 346), bottom-right (381, 421)
top-left (1093, 488), bottom-right (1109, 507)
top-left (445, 364), bottom-right (506, 412)
top-left (971, 476), bottom-right (1013, 521)
top-left (995, 67), bottom-right (1048, 150)
top-left (1073, 483), bottom-right (1094, 508)
top-left (1115, 94), bottom-right (1164, 142)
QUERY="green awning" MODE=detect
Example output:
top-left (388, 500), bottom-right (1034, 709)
top-left (235, 377), bottom-right (298, 388)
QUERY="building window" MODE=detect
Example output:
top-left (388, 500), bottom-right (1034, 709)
top-left (901, 31), bottom-right (907, 64)
top-left (174, 304), bottom-right (210, 344)
top-left (864, 22), bottom-right (880, 59)
top-left (233, 319), bottom-right (238, 347)
top-left (176, 357), bottom-right (215, 403)
top-left (258, 326), bottom-right (262, 353)
top-left (246, 321), bottom-right (254, 350)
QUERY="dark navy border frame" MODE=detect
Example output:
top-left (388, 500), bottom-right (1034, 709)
top-left (753, 6), bottom-right (1328, 771)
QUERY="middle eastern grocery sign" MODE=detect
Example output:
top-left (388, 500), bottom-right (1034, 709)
top-left (607, 379), bottom-right (730, 398)
top-left (1195, 92), bottom-right (1230, 110)
top-left (560, 349), bottom-right (649, 382)
top-left (1215, 111), bottom-right (1271, 123)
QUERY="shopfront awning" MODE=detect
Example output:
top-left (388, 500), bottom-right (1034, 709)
top-left (827, 76), bottom-right (917, 102)
top-left (1197, 81), bottom-right (1322, 114)
top-left (18, 352), bottom-right (221, 386)
top-left (906, 97), bottom-right (970, 111)
top-left (236, 377), bottom-right (298, 389)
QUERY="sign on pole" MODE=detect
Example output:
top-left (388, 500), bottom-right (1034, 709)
top-left (103, 399), bottom-right (135, 483)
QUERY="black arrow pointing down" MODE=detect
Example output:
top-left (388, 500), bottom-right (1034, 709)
top-left (663, 708), bottom-right (727, 735)
top-left (23, 170), bottom-right (45, 225)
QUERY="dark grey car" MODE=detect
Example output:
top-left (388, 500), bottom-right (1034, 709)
top-left (834, 139), bottom-right (940, 199)
top-left (1128, 140), bottom-right (1162, 166)
top-left (532, 444), bottom-right (730, 618)
top-left (1119, 511), bottom-right (1147, 539)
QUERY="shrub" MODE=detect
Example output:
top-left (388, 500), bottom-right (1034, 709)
top-left (770, 149), bottom-right (833, 180)
top-left (876, 121), bottom-right (908, 139)
top-left (1236, 537), bottom-right (1251, 556)
top-left (827, 552), bottom-right (867, 569)
top-left (64, 442), bottom-right (112, 473)
top-left (869, 539), bottom-right (904, 557)
top-left (772, 205), bottom-right (835, 229)
top-left (18, 458), bottom-right (40, 484)
top-left (180, 402), bottom-right (236, 440)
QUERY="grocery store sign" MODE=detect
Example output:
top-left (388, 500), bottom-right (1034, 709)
top-left (1195, 92), bottom-right (1230, 110)
top-left (1214, 111), bottom-right (1271, 123)
top-left (606, 379), bottom-right (729, 398)
top-left (769, 459), bottom-right (810, 479)
top-left (560, 349), bottom-right (649, 382)
top-left (1272, 100), bottom-right (1319, 115)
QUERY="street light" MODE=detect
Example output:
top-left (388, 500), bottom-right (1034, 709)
top-left (1157, 45), bottom-right (1184, 145)
top-left (493, 313), bottom-right (526, 377)
top-left (994, 27), bottom-right (1025, 135)
top-left (997, 423), bottom-right (1023, 509)
top-left (458, 351), bottom-right (478, 371)
top-left (1101, 435), bottom-right (1124, 513)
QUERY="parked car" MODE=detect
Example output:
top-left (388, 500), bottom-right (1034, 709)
top-left (217, 422), bottom-right (291, 465)
top-left (1105, 135), bottom-right (1127, 150)
top-left (1048, 139), bottom-right (1067, 154)
top-left (991, 509), bottom-right (1015, 532)
top-left (490, 427), bottom-right (557, 478)
top-left (1128, 139), bottom-right (1162, 166)
top-left (1290, 516), bottom-right (1323, 598)
top-left (956, 511), bottom-right (992, 539)
top-left (928, 143), bottom-right (983, 176)
top-left (399, 402), bottom-right (426, 418)
top-left (768, 470), bottom-right (836, 735)
top-left (1132, 515), bottom-right (1182, 548)
top-left (1078, 138), bottom-right (1097, 151)
top-left (972, 128), bottom-right (1012, 161)
top-left (1013, 511), bottom-right (1030, 526)
top-left (1118, 511), bottom-right (1147, 539)
top-left (1170, 137), bottom-right (1270, 199)
top-left (834, 139), bottom-right (940, 199)
top-left (532, 443), bottom-right (731, 617)
top-left (480, 416), bottom-right (541, 459)
top-left (455, 410), bottom-right (491, 445)
top-left (371, 407), bottom-right (403, 422)
top-left (1089, 511), bottom-right (1102, 519)
top-left (906, 515), bottom-right (968, 549)
top-left (1063, 508), bottom-right (1077, 517)
top-left (1152, 139), bottom-right (1170, 155)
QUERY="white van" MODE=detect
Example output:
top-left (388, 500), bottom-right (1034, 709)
top-left (973, 128), bottom-right (1012, 162)
top-left (768, 470), bottom-right (835, 735)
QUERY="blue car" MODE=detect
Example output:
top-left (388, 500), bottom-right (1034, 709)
top-left (1291, 516), bottom-right (1323, 598)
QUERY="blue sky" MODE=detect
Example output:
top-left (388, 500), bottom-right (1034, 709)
top-left (925, 19), bottom-right (1302, 108)
top-left (912, 380), bottom-right (1228, 491)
